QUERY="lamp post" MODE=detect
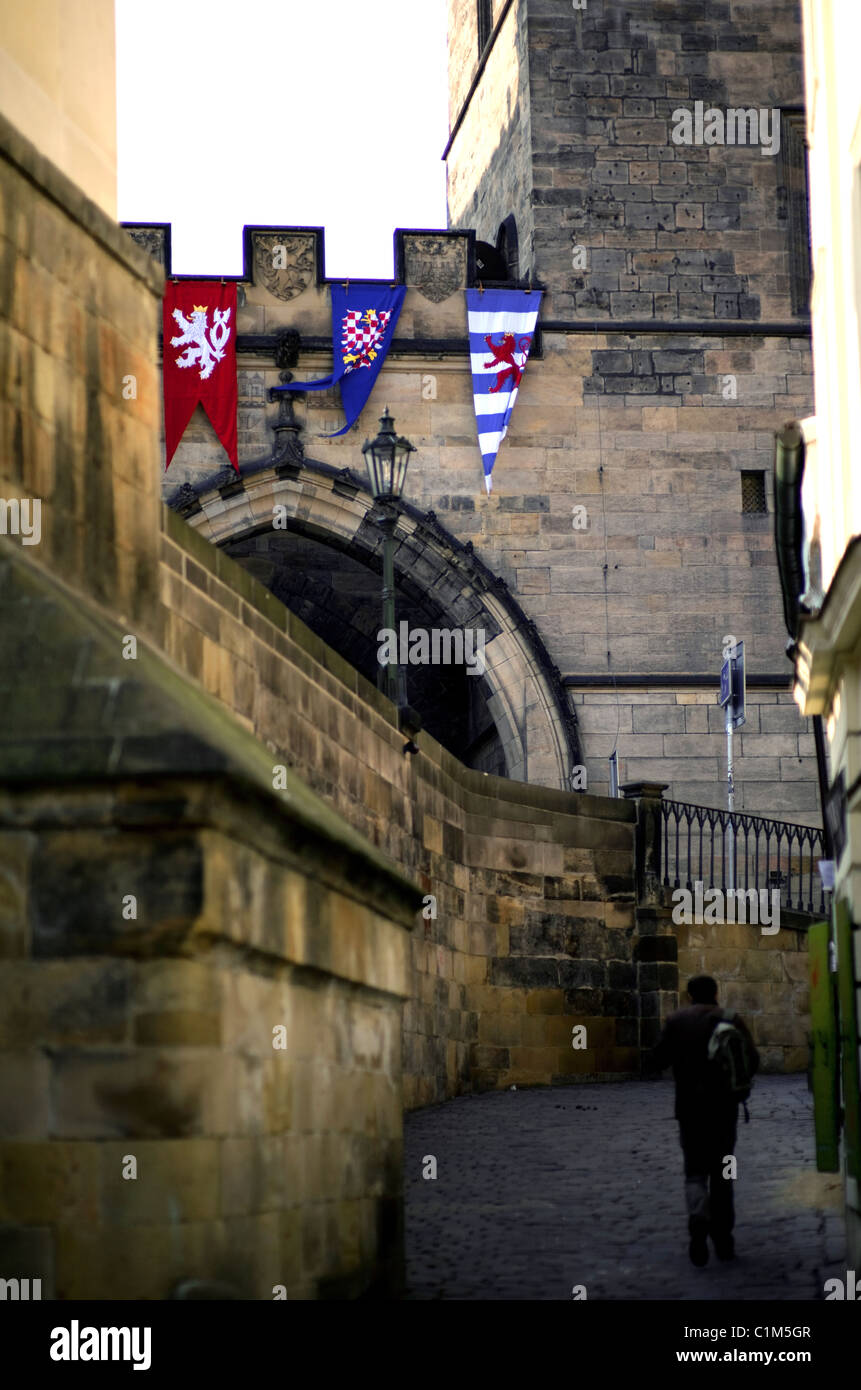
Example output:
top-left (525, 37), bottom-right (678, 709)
top-left (362, 408), bottom-right (416, 706)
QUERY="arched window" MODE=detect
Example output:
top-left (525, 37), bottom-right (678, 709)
top-left (496, 215), bottom-right (520, 282)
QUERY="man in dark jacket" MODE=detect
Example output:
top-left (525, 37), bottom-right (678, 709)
top-left (650, 975), bottom-right (759, 1267)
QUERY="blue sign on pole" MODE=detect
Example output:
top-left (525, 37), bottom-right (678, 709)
top-left (731, 640), bottom-right (746, 729)
top-left (719, 643), bottom-right (745, 724)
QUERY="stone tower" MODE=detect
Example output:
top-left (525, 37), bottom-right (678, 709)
top-left (132, 0), bottom-right (821, 824)
top-left (443, 0), bottom-right (819, 819)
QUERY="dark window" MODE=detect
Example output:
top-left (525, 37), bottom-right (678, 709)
top-left (778, 110), bottom-right (812, 317)
top-left (741, 471), bottom-right (767, 514)
top-left (496, 215), bottom-right (520, 281)
top-left (477, 0), bottom-right (493, 55)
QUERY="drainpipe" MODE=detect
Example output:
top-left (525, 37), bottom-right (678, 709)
top-left (773, 423), bottom-right (833, 858)
top-left (773, 423), bottom-right (807, 642)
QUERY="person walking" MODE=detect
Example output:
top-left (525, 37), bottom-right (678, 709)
top-left (650, 975), bottom-right (759, 1267)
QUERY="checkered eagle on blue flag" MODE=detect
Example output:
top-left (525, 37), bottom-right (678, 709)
top-left (467, 288), bottom-right (542, 492)
top-left (271, 283), bottom-right (405, 437)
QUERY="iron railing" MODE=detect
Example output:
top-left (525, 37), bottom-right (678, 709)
top-left (661, 798), bottom-right (827, 917)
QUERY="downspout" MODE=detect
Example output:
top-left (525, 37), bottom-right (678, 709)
top-left (773, 423), bottom-right (833, 858)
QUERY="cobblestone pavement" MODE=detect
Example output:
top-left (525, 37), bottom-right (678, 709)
top-left (404, 1075), bottom-right (847, 1300)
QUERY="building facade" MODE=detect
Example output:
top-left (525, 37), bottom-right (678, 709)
top-left (138, 0), bottom-right (822, 828)
top-left (794, 0), bottom-right (861, 1272)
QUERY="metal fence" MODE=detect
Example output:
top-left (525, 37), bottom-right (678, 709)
top-left (661, 799), bottom-right (827, 917)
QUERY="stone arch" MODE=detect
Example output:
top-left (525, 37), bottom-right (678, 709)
top-left (173, 455), bottom-right (581, 789)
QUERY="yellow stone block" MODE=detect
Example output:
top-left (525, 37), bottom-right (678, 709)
top-left (0, 1140), bottom-right (99, 1225)
top-left (554, 1049), bottom-right (596, 1075)
top-left (526, 989), bottom-right (564, 1015)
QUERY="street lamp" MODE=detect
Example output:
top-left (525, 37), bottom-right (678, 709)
top-left (362, 408), bottom-right (416, 707)
top-left (362, 406), bottom-right (415, 502)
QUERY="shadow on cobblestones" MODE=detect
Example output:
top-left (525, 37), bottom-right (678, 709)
top-left (404, 1075), bottom-right (845, 1300)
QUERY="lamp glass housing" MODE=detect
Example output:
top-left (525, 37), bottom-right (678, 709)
top-left (362, 408), bottom-right (415, 500)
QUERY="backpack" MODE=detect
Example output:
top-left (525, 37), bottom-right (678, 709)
top-left (707, 1009), bottom-right (756, 1115)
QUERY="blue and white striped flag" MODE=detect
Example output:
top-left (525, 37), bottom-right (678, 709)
top-left (466, 288), bottom-right (542, 493)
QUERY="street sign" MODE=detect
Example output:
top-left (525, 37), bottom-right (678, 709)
top-left (720, 638), bottom-right (745, 889)
top-left (719, 644), bottom-right (745, 723)
top-left (731, 640), bottom-right (745, 729)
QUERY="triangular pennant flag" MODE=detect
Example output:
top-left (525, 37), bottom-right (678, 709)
top-left (272, 283), bottom-right (405, 437)
top-left (466, 288), bottom-right (542, 492)
top-left (163, 281), bottom-right (238, 471)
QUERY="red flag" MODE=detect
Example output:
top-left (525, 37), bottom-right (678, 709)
top-left (163, 280), bottom-right (238, 470)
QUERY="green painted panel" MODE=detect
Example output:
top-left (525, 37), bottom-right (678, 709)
top-left (836, 900), bottom-right (861, 1185)
top-left (809, 919), bottom-right (840, 1172)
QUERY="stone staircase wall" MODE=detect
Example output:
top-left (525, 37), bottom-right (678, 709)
top-left (160, 508), bottom-right (641, 1100)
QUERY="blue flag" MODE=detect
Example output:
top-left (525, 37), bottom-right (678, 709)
top-left (272, 283), bottom-right (405, 437)
top-left (467, 288), bottom-right (542, 492)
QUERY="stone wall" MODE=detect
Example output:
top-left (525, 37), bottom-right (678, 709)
top-left (678, 913), bottom-right (810, 1074)
top-left (160, 506), bottom-right (642, 1101)
top-left (0, 111), bottom-right (163, 638)
top-left (445, 0), bottom-right (534, 271)
top-left (574, 686), bottom-right (819, 817)
top-left (447, 0), bottom-right (808, 322)
top-left (439, 0), bottom-right (820, 822)
top-left (0, 777), bottom-right (413, 1301)
top-left (0, 110), bottom-right (419, 1301)
top-left (0, 531), bottom-right (420, 1300)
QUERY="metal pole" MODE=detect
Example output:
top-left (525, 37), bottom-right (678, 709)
top-left (726, 698), bottom-right (735, 891)
top-left (381, 512), bottom-right (399, 706)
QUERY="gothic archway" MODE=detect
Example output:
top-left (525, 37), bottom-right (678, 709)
top-left (170, 448), bottom-right (580, 789)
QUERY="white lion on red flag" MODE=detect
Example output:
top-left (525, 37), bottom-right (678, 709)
top-left (171, 304), bottom-right (232, 381)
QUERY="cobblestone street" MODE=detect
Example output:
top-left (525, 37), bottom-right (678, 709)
top-left (404, 1075), bottom-right (846, 1300)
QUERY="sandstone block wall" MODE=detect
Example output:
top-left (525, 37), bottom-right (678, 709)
top-left (445, 0), bottom-right (533, 268)
top-left (440, 0), bottom-right (820, 821)
top-left (0, 517), bottom-right (419, 1299)
top-left (574, 687), bottom-right (820, 817)
top-left (0, 779), bottom-right (411, 1301)
top-left (0, 111), bottom-right (163, 635)
top-left (160, 507), bottom-right (643, 1100)
top-left (677, 913), bottom-right (811, 1074)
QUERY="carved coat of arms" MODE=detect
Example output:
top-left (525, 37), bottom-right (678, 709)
top-left (253, 233), bottom-right (316, 301)
top-left (126, 226), bottom-right (167, 266)
top-left (404, 235), bottom-right (466, 303)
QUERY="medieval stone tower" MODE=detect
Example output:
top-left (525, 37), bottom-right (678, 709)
top-left (441, 0), bottom-right (818, 820)
top-left (129, 0), bottom-right (820, 826)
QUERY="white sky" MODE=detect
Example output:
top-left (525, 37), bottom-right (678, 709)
top-left (115, 0), bottom-right (450, 278)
